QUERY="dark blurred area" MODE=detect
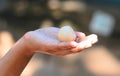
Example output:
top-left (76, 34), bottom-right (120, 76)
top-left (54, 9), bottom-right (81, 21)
top-left (1, 0), bottom-right (120, 39)
top-left (0, 0), bottom-right (119, 76)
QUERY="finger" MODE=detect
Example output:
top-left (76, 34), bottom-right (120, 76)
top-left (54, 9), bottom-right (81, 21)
top-left (59, 34), bottom-right (98, 53)
top-left (55, 41), bottom-right (91, 56)
top-left (71, 34), bottom-right (98, 52)
top-left (58, 41), bottom-right (77, 50)
top-left (77, 40), bottom-right (92, 49)
top-left (75, 32), bottom-right (86, 42)
top-left (76, 32), bottom-right (86, 38)
top-left (75, 34), bottom-right (98, 49)
top-left (86, 34), bottom-right (98, 44)
top-left (70, 38), bottom-right (93, 52)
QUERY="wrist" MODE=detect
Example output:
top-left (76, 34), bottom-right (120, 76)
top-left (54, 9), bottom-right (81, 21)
top-left (20, 34), bottom-right (34, 56)
top-left (22, 31), bottom-right (39, 55)
top-left (13, 33), bottom-right (35, 56)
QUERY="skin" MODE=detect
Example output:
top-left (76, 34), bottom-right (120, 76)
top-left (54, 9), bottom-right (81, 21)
top-left (0, 27), bottom-right (98, 76)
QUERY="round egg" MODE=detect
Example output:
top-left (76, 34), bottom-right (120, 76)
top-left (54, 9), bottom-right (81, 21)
top-left (58, 25), bottom-right (76, 42)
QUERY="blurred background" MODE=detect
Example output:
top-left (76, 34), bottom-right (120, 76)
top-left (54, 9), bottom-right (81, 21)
top-left (0, 0), bottom-right (120, 76)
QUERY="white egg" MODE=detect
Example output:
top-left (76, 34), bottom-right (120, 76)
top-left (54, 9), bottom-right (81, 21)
top-left (58, 25), bottom-right (76, 42)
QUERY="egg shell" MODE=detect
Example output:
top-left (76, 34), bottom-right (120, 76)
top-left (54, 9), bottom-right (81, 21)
top-left (58, 26), bottom-right (76, 42)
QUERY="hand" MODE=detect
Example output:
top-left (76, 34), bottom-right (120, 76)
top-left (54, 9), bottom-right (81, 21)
top-left (24, 27), bottom-right (98, 56)
top-left (0, 27), bottom-right (98, 76)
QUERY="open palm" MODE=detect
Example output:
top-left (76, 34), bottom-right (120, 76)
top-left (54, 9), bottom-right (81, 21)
top-left (26, 27), bottom-right (98, 56)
